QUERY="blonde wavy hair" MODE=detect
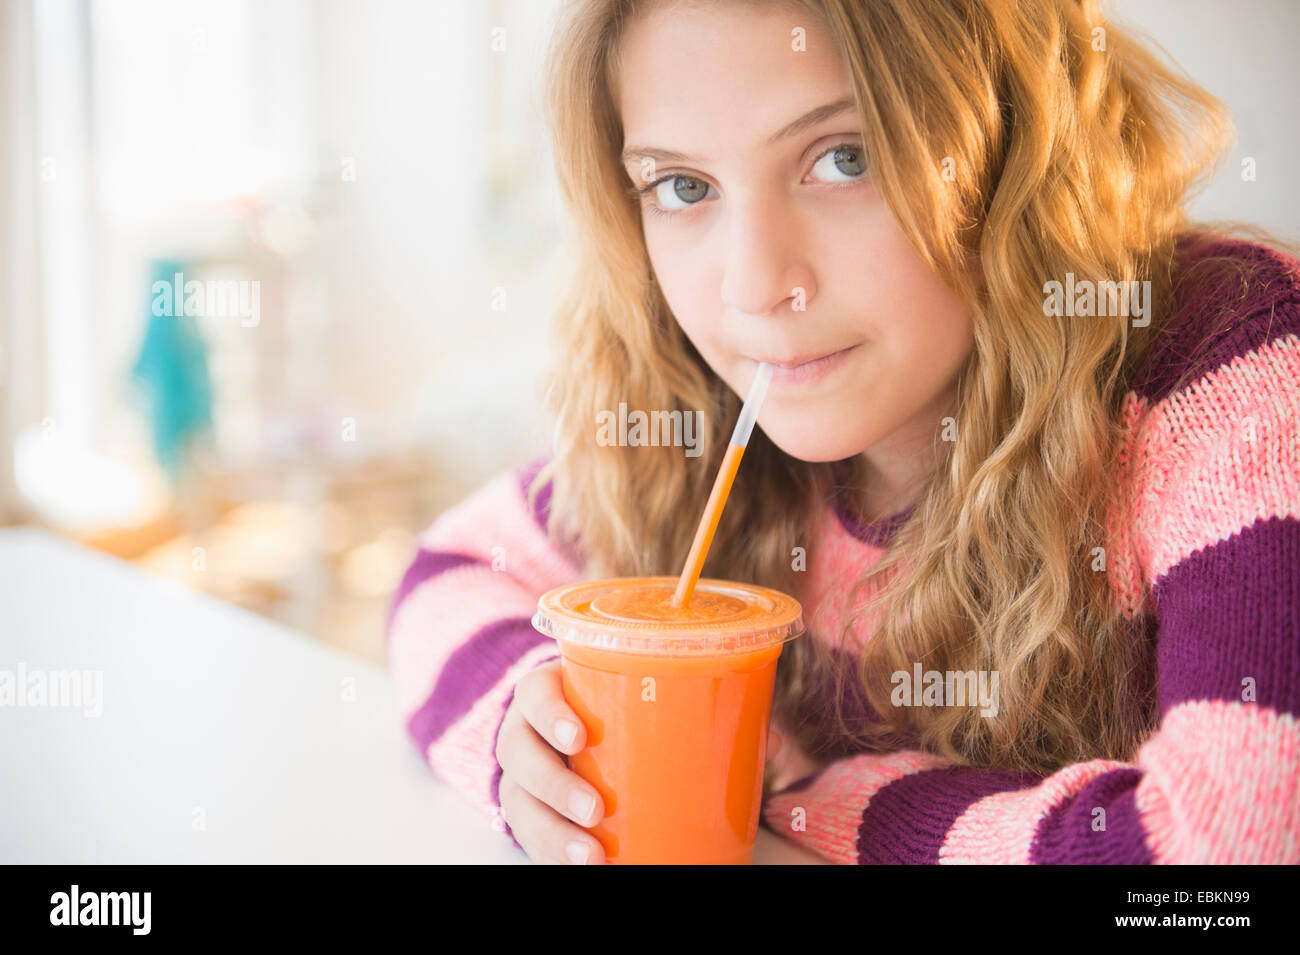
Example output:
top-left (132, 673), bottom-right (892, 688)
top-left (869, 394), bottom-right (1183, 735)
top-left (527, 0), bottom-right (1296, 777)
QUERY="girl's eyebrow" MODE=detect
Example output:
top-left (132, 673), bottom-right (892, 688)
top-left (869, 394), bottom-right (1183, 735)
top-left (620, 95), bottom-right (856, 166)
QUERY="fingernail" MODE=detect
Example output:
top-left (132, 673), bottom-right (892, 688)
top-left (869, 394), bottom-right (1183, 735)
top-left (568, 789), bottom-right (596, 823)
top-left (565, 840), bottom-right (591, 864)
top-left (554, 719), bottom-right (579, 748)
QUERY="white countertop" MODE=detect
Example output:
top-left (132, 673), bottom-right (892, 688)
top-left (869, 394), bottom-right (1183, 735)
top-left (0, 527), bottom-right (825, 865)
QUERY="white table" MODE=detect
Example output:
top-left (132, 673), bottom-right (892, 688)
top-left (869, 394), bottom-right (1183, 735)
top-left (0, 527), bottom-right (826, 865)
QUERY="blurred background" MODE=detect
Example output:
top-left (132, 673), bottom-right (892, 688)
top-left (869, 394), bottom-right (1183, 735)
top-left (0, 0), bottom-right (1296, 667)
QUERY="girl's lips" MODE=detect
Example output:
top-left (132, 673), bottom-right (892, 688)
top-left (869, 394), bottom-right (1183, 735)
top-left (758, 344), bottom-right (861, 386)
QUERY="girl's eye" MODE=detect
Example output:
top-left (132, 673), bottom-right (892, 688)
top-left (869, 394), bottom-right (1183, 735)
top-left (809, 143), bottom-right (868, 183)
top-left (647, 175), bottom-right (712, 215)
top-left (637, 142), bottom-right (868, 220)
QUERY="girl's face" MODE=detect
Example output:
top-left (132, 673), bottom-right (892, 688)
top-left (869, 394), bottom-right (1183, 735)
top-left (618, 2), bottom-right (976, 471)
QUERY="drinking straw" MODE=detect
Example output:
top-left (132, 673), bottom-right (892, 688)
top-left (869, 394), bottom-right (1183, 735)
top-left (669, 362), bottom-right (775, 608)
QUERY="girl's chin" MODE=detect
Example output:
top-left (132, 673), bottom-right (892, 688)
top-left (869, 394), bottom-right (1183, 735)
top-left (757, 426), bottom-right (869, 464)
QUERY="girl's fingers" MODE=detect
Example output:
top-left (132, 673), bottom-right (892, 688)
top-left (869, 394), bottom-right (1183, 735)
top-left (499, 773), bottom-right (606, 865)
top-left (497, 704), bottom-right (604, 827)
top-left (514, 658), bottom-right (587, 754)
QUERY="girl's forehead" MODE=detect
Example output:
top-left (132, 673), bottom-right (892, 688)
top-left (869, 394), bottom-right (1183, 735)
top-left (616, 5), bottom-right (851, 158)
top-left (617, 1), bottom-right (839, 88)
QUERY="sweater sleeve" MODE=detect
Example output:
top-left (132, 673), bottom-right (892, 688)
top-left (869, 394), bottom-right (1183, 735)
top-left (384, 455), bottom-right (583, 848)
top-left (761, 327), bottom-right (1300, 864)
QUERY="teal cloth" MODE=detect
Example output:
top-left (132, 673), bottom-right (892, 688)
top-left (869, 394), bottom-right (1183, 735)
top-left (131, 259), bottom-right (215, 483)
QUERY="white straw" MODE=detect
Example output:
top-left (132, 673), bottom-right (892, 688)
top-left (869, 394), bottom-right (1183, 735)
top-left (729, 362), bottom-right (773, 447)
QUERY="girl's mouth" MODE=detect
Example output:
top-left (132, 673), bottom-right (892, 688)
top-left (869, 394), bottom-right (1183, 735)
top-left (751, 344), bottom-right (861, 387)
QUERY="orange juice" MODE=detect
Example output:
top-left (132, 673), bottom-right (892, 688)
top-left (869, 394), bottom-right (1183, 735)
top-left (532, 576), bottom-right (803, 864)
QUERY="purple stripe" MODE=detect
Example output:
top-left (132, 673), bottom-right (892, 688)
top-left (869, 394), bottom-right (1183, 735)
top-left (786, 644), bottom-right (924, 755)
top-left (519, 455), bottom-right (553, 535)
top-left (1131, 235), bottom-right (1300, 404)
top-left (856, 766), bottom-right (1040, 864)
top-left (1029, 768), bottom-right (1152, 864)
top-left (405, 616), bottom-right (550, 755)
top-left (827, 458), bottom-right (917, 547)
top-left (385, 549), bottom-right (478, 640)
top-left (1150, 515), bottom-right (1300, 719)
top-left (519, 454), bottom-right (590, 569)
top-left (834, 496), bottom-right (917, 548)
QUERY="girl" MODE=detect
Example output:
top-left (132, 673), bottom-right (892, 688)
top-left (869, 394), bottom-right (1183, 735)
top-left (387, 0), bottom-right (1300, 864)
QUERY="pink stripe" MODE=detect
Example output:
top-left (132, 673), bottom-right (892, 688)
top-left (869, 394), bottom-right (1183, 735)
top-left (418, 468), bottom-right (582, 596)
top-left (388, 564), bottom-right (540, 719)
top-left (425, 641), bottom-right (564, 818)
top-left (940, 759), bottom-right (1132, 864)
top-left (1135, 699), bottom-right (1300, 863)
top-left (762, 751), bottom-right (950, 865)
top-left (796, 506), bottom-right (904, 655)
top-left (1124, 334), bottom-right (1300, 585)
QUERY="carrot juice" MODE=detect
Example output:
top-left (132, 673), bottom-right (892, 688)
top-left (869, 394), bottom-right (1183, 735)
top-left (532, 575), bottom-right (804, 864)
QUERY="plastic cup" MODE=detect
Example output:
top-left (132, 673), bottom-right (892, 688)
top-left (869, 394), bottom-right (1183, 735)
top-left (531, 575), bottom-right (804, 864)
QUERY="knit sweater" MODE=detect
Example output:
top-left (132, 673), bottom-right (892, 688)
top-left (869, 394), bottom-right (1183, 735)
top-left (385, 235), bottom-right (1300, 864)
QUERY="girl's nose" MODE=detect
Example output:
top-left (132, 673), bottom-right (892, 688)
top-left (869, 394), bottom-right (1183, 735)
top-left (718, 197), bottom-right (815, 319)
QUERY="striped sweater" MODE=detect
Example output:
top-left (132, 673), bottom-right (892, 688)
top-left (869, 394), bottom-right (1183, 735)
top-left (386, 235), bottom-right (1300, 864)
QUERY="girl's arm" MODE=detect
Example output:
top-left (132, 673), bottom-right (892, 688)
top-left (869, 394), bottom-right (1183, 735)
top-left (762, 317), bottom-right (1300, 864)
top-left (385, 456), bottom-right (580, 836)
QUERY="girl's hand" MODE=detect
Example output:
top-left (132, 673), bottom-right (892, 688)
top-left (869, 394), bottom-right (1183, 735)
top-left (495, 658), bottom-right (607, 864)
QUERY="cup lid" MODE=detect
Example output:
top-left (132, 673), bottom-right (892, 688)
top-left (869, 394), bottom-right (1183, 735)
top-left (532, 576), bottom-right (804, 655)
